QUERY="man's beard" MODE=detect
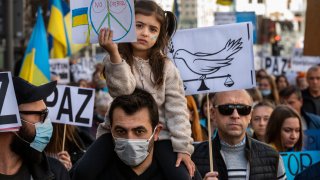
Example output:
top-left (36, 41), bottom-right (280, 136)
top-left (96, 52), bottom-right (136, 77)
top-left (10, 125), bottom-right (43, 164)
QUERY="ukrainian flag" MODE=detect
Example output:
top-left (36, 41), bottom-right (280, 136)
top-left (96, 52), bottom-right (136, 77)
top-left (48, 0), bottom-right (87, 58)
top-left (48, 0), bottom-right (71, 58)
top-left (66, 8), bottom-right (88, 53)
top-left (72, 7), bottom-right (88, 27)
top-left (19, 8), bottom-right (50, 85)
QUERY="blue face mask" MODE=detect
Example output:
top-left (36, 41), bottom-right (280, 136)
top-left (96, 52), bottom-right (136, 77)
top-left (260, 89), bottom-right (271, 96)
top-left (21, 118), bottom-right (53, 152)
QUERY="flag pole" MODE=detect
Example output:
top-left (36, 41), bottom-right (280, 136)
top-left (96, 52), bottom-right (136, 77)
top-left (62, 124), bottom-right (67, 151)
top-left (206, 93), bottom-right (214, 172)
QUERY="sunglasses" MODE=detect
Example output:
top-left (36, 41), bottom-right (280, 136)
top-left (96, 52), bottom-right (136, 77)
top-left (19, 108), bottom-right (49, 122)
top-left (214, 104), bottom-right (252, 116)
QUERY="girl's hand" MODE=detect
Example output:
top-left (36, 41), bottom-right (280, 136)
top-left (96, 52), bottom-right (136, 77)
top-left (99, 28), bottom-right (122, 63)
top-left (57, 151), bottom-right (72, 171)
top-left (176, 152), bottom-right (195, 177)
top-left (203, 171), bottom-right (219, 180)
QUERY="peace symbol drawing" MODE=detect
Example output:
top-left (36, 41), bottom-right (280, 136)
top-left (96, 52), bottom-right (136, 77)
top-left (71, 0), bottom-right (136, 44)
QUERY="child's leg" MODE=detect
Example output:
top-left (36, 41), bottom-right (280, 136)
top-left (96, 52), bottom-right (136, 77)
top-left (155, 140), bottom-right (192, 180)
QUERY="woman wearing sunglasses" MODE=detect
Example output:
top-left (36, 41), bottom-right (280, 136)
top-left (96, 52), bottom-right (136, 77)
top-left (266, 105), bottom-right (303, 152)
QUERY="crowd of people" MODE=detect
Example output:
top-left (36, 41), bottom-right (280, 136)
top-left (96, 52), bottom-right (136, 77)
top-left (1, 0), bottom-right (320, 179)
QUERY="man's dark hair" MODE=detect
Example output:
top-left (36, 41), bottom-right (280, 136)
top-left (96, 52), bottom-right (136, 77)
top-left (109, 88), bottom-right (159, 129)
top-left (279, 85), bottom-right (302, 100)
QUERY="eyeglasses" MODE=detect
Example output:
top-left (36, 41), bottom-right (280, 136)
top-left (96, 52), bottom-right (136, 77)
top-left (19, 108), bottom-right (49, 122)
top-left (214, 104), bottom-right (252, 116)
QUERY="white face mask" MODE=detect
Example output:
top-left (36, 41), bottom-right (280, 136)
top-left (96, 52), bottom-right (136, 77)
top-left (113, 127), bottom-right (157, 167)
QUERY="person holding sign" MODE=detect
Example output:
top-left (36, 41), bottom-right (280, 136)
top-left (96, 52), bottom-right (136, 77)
top-left (0, 77), bottom-right (69, 180)
top-left (98, 0), bottom-right (195, 177)
top-left (192, 90), bottom-right (286, 179)
top-left (45, 124), bottom-right (88, 171)
top-left (72, 88), bottom-right (203, 179)
top-left (266, 105), bottom-right (303, 152)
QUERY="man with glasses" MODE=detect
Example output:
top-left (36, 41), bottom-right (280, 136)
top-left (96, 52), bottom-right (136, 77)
top-left (192, 89), bottom-right (286, 179)
top-left (0, 77), bottom-right (70, 180)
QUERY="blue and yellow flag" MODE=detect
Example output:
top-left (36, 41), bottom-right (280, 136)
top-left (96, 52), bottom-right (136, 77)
top-left (48, 0), bottom-right (71, 58)
top-left (65, 8), bottom-right (88, 53)
top-left (48, 0), bottom-right (87, 58)
top-left (19, 8), bottom-right (50, 85)
top-left (72, 7), bottom-right (88, 27)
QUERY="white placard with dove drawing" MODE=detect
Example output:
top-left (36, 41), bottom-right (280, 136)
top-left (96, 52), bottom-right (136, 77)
top-left (168, 22), bottom-right (256, 95)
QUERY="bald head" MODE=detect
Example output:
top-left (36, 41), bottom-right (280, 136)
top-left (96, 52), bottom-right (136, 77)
top-left (213, 90), bottom-right (253, 106)
top-left (212, 89), bottom-right (253, 145)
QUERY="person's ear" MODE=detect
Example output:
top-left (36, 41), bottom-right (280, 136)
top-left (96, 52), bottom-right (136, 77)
top-left (211, 106), bottom-right (217, 120)
top-left (153, 124), bottom-right (163, 141)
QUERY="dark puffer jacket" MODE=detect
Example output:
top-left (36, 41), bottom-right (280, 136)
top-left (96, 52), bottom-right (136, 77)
top-left (302, 89), bottom-right (320, 115)
top-left (192, 134), bottom-right (279, 179)
top-left (72, 133), bottom-right (202, 180)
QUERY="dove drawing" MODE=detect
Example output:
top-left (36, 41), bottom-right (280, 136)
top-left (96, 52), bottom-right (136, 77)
top-left (173, 38), bottom-right (243, 79)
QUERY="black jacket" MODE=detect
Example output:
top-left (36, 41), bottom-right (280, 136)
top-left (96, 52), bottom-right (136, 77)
top-left (302, 89), bottom-right (320, 115)
top-left (301, 110), bottom-right (320, 129)
top-left (294, 161), bottom-right (320, 179)
top-left (30, 153), bottom-right (70, 180)
top-left (192, 134), bottom-right (279, 179)
top-left (72, 133), bottom-right (202, 180)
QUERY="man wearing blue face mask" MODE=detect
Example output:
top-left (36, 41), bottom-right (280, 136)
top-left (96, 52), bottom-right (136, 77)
top-left (0, 77), bottom-right (70, 180)
top-left (72, 88), bottom-right (202, 180)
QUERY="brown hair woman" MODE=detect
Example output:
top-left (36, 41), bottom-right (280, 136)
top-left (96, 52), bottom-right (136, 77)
top-left (266, 105), bottom-right (303, 152)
